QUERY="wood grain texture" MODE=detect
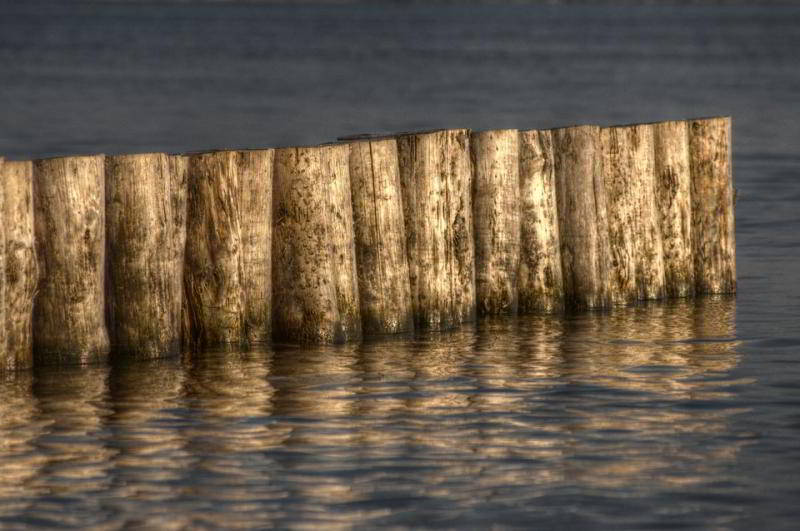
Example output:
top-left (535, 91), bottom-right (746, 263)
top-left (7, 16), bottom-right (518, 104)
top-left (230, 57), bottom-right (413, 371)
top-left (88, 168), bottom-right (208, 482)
top-left (471, 129), bottom-right (520, 315)
top-left (518, 130), bottom-right (564, 313)
top-left (105, 153), bottom-right (185, 358)
top-left (397, 129), bottom-right (476, 330)
top-left (33, 155), bottom-right (110, 364)
top-left (2, 161), bottom-right (38, 370)
top-left (689, 117), bottom-right (736, 294)
top-left (273, 145), bottom-right (361, 343)
top-left (0, 157), bottom-right (5, 368)
top-left (184, 149), bottom-right (273, 348)
top-left (320, 144), bottom-right (362, 342)
top-left (348, 138), bottom-right (414, 335)
top-left (601, 124), bottom-right (666, 303)
top-left (237, 149), bottom-right (274, 344)
top-left (169, 155), bottom-right (192, 352)
top-left (551, 125), bottom-right (612, 310)
top-left (653, 120), bottom-right (694, 298)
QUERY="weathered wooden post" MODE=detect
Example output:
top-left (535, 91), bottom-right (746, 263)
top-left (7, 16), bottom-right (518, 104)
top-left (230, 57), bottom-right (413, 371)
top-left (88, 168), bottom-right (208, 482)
top-left (346, 137), bottom-right (414, 335)
top-left (653, 120), bottom-right (694, 298)
top-left (1, 161), bottom-right (38, 370)
top-left (237, 150), bottom-right (274, 344)
top-left (272, 145), bottom-right (361, 343)
top-left (0, 156), bottom-right (5, 368)
top-left (601, 124), bottom-right (666, 303)
top-left (551, 125), bottom-right (612, 310)
top-left (396, 129), bottom-right (476, 329)
top-left (518, 129), bottom-right (563, 313)
top-left (689, 117), bottom-right (736, 294)
top-left (183, 149), bottom-right (273, 348)
top-left (320, 143), bottom-right (362, 342)
top-left (33, 155), bottom-right (110, 364)
top-left (105, 153), bottom-right (186, 358)
top-left (471, 129), bottom-right (520, 315)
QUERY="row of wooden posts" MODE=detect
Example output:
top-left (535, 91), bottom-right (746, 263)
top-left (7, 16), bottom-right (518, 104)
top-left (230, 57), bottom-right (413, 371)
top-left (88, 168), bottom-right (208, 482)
top-left (0, 117), bottom-right (736, 370)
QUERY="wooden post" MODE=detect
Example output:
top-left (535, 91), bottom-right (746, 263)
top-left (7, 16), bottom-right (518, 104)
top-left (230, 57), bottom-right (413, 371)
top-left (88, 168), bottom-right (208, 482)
top-left (689, 117), bottom-right (736, 294)
top-left (1, 161), bottom-right (38, 370)
top-left (471, 129), bottom-right (520, 315)
top-left (347, 137), bottom-right (414, 335)
top-left (551, 125), bottom-right (611, 310)
top-left (273, 145), bottom-right (361, 343)
top-left (653, 120), bottom-right (694, 298)
top-left (237, 150), bottom-right (274, 344)
top-left (105, 153), bottom-right (186, 358)
top-left (396, 129), bottom-right (476, 330)
top-left (320, 144), bottom-right (362, 342)
top-left (184, 149), bottom-right (273, 348)
top-left (32, 155), bottom-right (110, 364)
top-left (169, 155), bottom-right (192, 351)
top-left (601, 124), bottom-right (666, 303)
top-left (0, 156), bottom-right (5, 368)
top-left (518, 129), bottom-right (563, 313)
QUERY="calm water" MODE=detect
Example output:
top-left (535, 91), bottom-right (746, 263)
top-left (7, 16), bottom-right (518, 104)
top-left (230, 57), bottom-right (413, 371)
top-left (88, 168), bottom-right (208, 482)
top-left (2, 2), bottom-right (800, 529)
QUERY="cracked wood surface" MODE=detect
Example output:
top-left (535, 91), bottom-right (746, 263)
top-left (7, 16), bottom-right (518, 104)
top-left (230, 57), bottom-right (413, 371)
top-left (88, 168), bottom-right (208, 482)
top-left (33, 155), bottom-right (110, 363)
top-left (273, 145), bottom-right (361, 344)
top-left (2, 161), bottom-right (38, 370)
top-left (602, 124), bottom-right (666, 303)
top-left (397, 129), bottom-right (476, 330)
top-left (105, 153), bottom-right (186, 358)
top-left (654, 120), bottom-right (694, 298)
top-left (348, 138), bottom-right (413, 335)
top-left (184, 149), bottom-right (273, 347)
top-left (690, 117), bottom-right (736, 294)
top-left (471, 129), bottom-right (520, 316)
top-left (552, 125), bottom-right (612, 310)
top-left (518, 130), bottom-right (564, 313)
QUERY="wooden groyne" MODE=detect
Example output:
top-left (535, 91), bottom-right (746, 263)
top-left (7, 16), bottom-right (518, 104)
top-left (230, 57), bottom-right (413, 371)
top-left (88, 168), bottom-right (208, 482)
top-left (0, 117), bottom-right (737, 370)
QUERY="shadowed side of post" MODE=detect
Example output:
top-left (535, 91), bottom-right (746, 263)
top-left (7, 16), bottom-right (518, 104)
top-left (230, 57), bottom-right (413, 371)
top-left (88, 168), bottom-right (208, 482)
top-left (518, 130), bottom-right (564, 313)
top-left (33, 155), bottom-right (110, 364)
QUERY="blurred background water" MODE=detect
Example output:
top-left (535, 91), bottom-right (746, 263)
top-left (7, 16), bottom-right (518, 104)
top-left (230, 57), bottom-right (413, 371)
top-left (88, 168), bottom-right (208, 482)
top-left (2, 1), bottom-right (800, 528)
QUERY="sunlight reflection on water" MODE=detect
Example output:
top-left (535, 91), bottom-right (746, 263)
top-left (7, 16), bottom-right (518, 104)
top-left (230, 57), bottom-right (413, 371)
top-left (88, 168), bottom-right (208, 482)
top-left (0, 297), bottom-right (750, 528)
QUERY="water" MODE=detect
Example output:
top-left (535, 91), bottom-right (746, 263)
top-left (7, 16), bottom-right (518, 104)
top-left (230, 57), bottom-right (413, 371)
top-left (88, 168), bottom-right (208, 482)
top-left (2, 2), bottom-right (800, 528)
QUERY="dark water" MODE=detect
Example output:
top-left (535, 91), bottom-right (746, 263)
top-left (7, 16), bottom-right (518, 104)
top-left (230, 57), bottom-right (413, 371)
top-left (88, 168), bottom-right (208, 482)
top-left (2, 2), bottom-right (800, 529)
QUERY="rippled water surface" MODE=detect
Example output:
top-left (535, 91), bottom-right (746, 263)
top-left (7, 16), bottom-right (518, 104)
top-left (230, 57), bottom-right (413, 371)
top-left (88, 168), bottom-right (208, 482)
top-left (2, 2), bottom-right (800, 529)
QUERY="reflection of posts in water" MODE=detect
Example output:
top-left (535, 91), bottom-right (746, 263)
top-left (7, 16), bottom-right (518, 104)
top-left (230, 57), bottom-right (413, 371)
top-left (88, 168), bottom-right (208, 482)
top-left (552, 298), bottom-right (740, 488)
top-left (179, 349), bottom-right (281, 529)
top-left (0, 372), bottom-right (39, 518)
top-left (27, 365), bottom-right (113, 526)
top-left (104, 358), bottom-right (186, 526)
top-left (268, 345), bottom-right (363, 524)
top-left (183, 349), bottom-right (277, 451)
